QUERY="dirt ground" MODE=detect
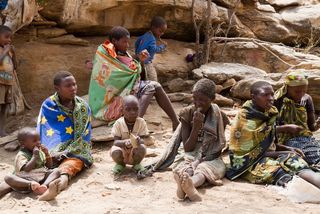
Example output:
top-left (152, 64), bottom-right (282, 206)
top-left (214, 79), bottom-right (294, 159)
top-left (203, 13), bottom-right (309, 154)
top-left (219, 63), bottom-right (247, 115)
top-left (0, 102), bottom-right (319, 214)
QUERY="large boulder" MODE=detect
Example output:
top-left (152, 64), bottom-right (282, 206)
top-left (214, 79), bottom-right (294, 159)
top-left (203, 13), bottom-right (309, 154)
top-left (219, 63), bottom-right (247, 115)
top-left (211, 41), bottom-right (320, 73)
top-left (192, 62), bottom-right (268, 84)
top-left (40, 0), bottom-right (220, 41)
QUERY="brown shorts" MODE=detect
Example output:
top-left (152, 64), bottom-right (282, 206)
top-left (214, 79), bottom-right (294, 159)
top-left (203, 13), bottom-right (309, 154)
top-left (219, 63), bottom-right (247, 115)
top-left (0, 85), bottom-right (13, 105)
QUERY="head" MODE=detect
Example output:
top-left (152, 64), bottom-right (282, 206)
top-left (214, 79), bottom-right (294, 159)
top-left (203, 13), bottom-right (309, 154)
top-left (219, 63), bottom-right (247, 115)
top-left (150, 16), bottom-right (167, 39)
top-left (251, 81), bottom-right (274, 111)
top-left (18, 127), bottom-right (40, 151)
top-left (0, 25), bottom-right (12, 46)
top-left (54, 71), bottom-right (77, 101)
top-left (192, 78), bottom-right (216, 113)
top-left (285, 70), bottom-right (308, 102)
top-left (109, 26), bottom-right (130, 53)
top-left (123, 95), bottom-right (139, 123)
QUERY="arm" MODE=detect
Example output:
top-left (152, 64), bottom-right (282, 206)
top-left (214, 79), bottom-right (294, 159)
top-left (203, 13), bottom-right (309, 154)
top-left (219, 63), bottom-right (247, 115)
top-left (276, 124), bottom-right (304, 134)
top-left (0, 45), bottom-right (11, 62)
top-left (181, 109), bottom-right (204, 152)
top-left (21, 148), bottom-right (40, 172)
top-left (39, 144), bottom-right (53, 168)
top-left (149, 39), bottom-right (166, 54)
top-left (114, 136), bottom-right (131, 149)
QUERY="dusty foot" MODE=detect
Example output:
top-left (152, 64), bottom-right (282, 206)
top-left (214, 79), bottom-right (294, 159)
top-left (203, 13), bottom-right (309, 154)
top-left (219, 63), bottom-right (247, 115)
top-left (31, 182), bottom-right (47, 195)
top-left (173, 171), bottom-right (185, 199)
top-left (57, 174), bottom-right (68, 193)
top-left (181, 172), bottom-right (202, 202)
top-left (212, 179), bottom-right (223, 186)
top-left (38, 179), bottom-right (60, 201)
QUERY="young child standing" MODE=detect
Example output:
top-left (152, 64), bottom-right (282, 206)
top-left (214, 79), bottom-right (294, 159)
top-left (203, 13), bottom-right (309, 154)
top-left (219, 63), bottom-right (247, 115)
top-left (110, 95), bottom-right (149, 177)
top-left (4, 127), bottom-right (61, 201)
top-left (135, 16), bottom-right (167, 82)
top-left (0, 25), bottom-right (14, 137)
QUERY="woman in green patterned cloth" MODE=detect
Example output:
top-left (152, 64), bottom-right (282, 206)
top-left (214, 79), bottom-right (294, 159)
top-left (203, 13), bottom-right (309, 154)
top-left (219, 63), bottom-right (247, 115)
top-left (227, 81), bottom-right (320, 188)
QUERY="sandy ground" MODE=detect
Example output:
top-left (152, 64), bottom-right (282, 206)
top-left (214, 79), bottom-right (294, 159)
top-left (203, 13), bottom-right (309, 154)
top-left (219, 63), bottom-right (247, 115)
top-left (0, 102), bottom-right (319, 214)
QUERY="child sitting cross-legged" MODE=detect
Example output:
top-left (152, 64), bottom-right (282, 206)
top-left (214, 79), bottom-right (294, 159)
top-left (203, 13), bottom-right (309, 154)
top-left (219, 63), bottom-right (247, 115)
top-left (110, 95), bottom-right (149, 178)
top-left (4, 127), bottom-right (61, 201)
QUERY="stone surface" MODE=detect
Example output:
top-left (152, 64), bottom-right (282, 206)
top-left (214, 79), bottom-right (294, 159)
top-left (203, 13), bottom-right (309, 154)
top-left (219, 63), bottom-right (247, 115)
top-left (91, 126), bottom-right (113, 142)
top-left (192, 62), bottom-right (268, 84)
top-left (211, 42), bottom-right (320, 73)
top-left (214, 94), bottom-right (234, 107)
top-left (167, 78), bottom-right (187, 93)
top-left (222, 78), bottom-right (237, 91)
top-left (4, 141), bottom-right (20, 152)
top-left (37, 28), bottom-right (67, 38)
top-left (168, 93), bottom-right (192, 103)
top-left (46, 35), bottom-right (90, 46)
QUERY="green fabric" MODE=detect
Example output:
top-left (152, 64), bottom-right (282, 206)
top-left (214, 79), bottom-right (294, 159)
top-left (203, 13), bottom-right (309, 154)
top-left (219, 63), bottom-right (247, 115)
top-left (88, 43), bottom-right (141, 122)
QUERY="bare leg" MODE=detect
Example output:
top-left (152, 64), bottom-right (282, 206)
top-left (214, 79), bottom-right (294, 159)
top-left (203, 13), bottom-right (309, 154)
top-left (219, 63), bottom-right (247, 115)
top-left (57, 174), bottom-right (68, 193)
top-left (4, 175), bottom-right (47, 195)
top-left (181, 172), bottom-right (202, 201)
top-left (154, 87), bottom-right (179, 130)
top-left (110, 146), bottom-right (125, 166)
top-left (298, 169), bottom-right (320, 188)
top-left (132, 144), bottom-right (146, 165)
top-left (38, 179), bottom-right (61, 201)
top-left (42, 169), bottom-right (60, 187)
top-left (0, 182), bottom-right (12, 198)
top-left (192, 173), bottom-right (206, 188)
top-left (0, 104), bottom-right (8, 137)
top-left (138, 94), bottom-right (153, 117)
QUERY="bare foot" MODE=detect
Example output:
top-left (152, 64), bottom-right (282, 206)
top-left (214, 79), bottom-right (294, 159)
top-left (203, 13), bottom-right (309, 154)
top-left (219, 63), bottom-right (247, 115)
top-left (57, 174), bottom-right (68, 193)
top-left (173, 171), bottom-right (185, 199)
top-left (38, 179), bottom-right (60, 201)
top-left (31, 182), bottom-right (47, 195)
top-left (181, 172), bottom-right (202, 202)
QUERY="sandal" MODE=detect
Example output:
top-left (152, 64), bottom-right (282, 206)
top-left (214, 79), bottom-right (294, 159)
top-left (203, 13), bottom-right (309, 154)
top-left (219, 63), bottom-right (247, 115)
top-left (112, 164), bottom-right (126, 175)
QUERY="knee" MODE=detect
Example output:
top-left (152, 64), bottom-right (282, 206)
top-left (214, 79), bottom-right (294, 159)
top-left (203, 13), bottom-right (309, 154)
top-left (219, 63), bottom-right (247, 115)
top-left (52, 168), bottom-right (61, 177)
top-left (4, 175), bottom-right (13, 185)
top-left (111, 148), bottom-right (124, 162)
top-left (135, 144), bottom-right (146, 155)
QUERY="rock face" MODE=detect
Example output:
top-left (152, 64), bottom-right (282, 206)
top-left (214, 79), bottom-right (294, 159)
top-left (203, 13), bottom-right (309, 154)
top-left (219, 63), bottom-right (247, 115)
top-left (211, 41), bottom-right (320, 73)
top-left (39, 0), bottom-right (320, 45)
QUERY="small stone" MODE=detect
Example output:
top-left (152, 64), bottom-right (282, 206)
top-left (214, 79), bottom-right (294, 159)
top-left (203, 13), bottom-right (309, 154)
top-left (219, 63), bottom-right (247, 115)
top-left (214, 94), bottom-right (234, 107)
top-left (104, 184), bottom-right (121, 190)
top-left (4, 140), bottom-right (20, 152)
top-left (37, 28), bottom-right (67, 38)
top-left (46, 35), bottom-right (89, 46)
top-left (222, 78), bottom-right (236, 91)
top-left (167, 78), bottom-right (187, 92)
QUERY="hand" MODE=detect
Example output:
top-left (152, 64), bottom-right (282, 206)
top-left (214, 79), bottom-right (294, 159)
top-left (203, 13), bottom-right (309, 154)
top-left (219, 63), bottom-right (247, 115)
top-left (138, 49), bottom-right (149, 62)
top-left (193, 108), bottom-right (204, 129)
top-left (285, 124), bottom-right (304, 134)
top-left (33, 147), bottom-right (40, 157)
top-left (159, 39), bottom-right (167, 46)
top-left (125, 140), bottom-right (133, 149)
top-left (3, 44), bottom-right (11, 53)
top-left (315, 117), bottom-right (320, 129)
top-left (39, 144), bottom-right (49, 155)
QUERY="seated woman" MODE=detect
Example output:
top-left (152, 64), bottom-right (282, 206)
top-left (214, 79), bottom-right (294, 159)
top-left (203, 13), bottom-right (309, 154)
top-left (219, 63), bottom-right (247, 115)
top-left (88, 26), bottom-right (179, 130)
top-left (37, 71), bottom-right (92, 192)
top-left (274, 70), bottom-right (320, 169)
top-left (172, 79), bottom-right (226, 202)
top-left (227, 81), bottom-right (320, 188)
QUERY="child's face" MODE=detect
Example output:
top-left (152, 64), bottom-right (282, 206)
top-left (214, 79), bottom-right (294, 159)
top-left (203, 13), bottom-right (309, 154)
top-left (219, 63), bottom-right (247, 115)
top-left (22, 134), bottom-right (40, 151)
top-left (192, 91), bottom-right (212, 114)
top-left (252, 85), bottom-right (274, 111)
top-left (152, 24), bottom-right (167, 38)
top-left (123, 100), bottom-right (139, 123)
top-left (112, 36), bottom-right (130, 53)
top-left (0, 31), bottom-right (12, 46)
top-left (287, 85), bottom-right (307, 103)
top-left (55, 76), bottom-right (77, 101)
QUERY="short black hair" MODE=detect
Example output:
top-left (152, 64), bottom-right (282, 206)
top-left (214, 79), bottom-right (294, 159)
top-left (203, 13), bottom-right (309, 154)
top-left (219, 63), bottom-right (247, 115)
top-left (17, 127), bottom-right (38, 145)
top-left (123, 95), bottom-right (139, 106)
top-left (250, 81), bottom-right (272, 95)
top-left (53, 71), bottom-right (73, 86)
top-left (151, 16), bottom-right (167, 28)
top-left (109, 26), bottom-right (130, 41)
top-left (192, 78), bottom-right (216, 100)
top-left (0, 25), bottom-right (12, 35)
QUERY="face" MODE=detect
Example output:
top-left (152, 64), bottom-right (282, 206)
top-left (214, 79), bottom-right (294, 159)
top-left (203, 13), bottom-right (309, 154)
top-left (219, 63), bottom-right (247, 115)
top-left (22, 134), bottom-right (40, 151)
top-left (287, 85), bottom-right (307, 102)
top-left (0, 31), bottom-right (12, 46)
top-left (152, 24), bottom-right (167, 38)
top-left (55, 76), bottom-right (77, 101)
top-left (112, 36), bottom-right (130, 53)
top-left (192, 91), bottom-right (212, 114)
top-left (252, 85), bottom-right (274, 111)
top-left (123, 100), bottom-right (139, 123)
